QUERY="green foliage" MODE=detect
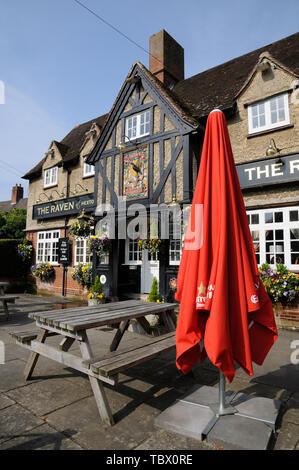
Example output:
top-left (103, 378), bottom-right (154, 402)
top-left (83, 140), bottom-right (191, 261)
top-left (0, 208), bottom-right (27, 239)
top-left (148, 277), bottom-right (162, 302)
top-left (90, 275), bottom-right (103, 295)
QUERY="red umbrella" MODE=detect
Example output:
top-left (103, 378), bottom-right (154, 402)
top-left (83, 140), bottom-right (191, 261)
top-left (175, 109), bottom-right (278, 384)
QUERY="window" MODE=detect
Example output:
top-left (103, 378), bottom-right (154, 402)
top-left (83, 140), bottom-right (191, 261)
top-left (169, 239), bottom-right (182, 265)
top-left (247, 206), bottom-right (299, 269)
top-left (83, 160), bottom-right (95, 177)
top-left (37, 230), bottom-right (60, 264)
top-left (125, 110), bottom-right (150, 141)
top-left (74, 238), bottom-right (92, 265)
top-left (248, 93), bottom-right (290, 134)
top-left (44, 167), bottom-right (58, 188)
top-left (125, 239), bottom-right (142, 264)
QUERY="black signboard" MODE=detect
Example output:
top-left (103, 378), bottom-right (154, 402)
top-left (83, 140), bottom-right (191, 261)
top-left (236, 153), bottom-right (299, 189)
top-left (33, 193), bottom-right (95, 220)
top-left (58, 238), bottom-right (70, 265)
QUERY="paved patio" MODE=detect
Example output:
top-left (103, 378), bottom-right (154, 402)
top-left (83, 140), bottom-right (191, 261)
top-left (0, 294), bottom-right (298, 450)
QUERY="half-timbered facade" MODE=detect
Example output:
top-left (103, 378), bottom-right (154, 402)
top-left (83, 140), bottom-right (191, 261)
top-left (23, 29), bottom-right (299, 300)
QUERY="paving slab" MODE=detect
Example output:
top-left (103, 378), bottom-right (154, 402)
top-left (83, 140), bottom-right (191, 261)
top-left (0, 403), bottom-right (44, 444)
top-left (0, 359), bottom-right (42, 392)
top-left (0, 393), bottom-right (15, 410)
top-left (6, 376), bottom-right (92, 416)
top-left (155, 384), bottom-right (282, 449)
top-left (0, 423), bottom-right (82, 450)
top-left (45, 395), bottom-right (160, 450)
top-left (135, 429), bottom-right (207, 450)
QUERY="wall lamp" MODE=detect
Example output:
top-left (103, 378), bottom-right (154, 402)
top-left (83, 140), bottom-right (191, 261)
top-left (266, 139), bottom-right (281, 157)
top-left (256, 61), bottom-right (271, 73)
top-left (36, 192), bottom-right (52, 203)
top-left (126, 73), bottom-right (140, 85)
top-left (71, 183), bottom-right (88, 195)
top-left (117, 135), bottom-right (138, 151)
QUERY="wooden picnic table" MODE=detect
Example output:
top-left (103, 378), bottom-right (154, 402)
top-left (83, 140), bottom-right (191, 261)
top-left (10, 300), bottom-right (177, 425)
top-left (0, 281), bottom-right (18, 321)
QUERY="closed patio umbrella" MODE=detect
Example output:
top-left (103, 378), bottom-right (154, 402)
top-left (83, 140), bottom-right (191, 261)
top-left (175, 109), bottom-right (278, 391)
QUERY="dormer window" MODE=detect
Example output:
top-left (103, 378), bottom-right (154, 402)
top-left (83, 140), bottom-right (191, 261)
top-left (125, 110), bottom-right (150, 141)
top-left (248, 93), bottom-right (290, 134)
top-left (44, 166), bottom-right (58, 188)
top-left (83, 160), bottom-right (95, 177)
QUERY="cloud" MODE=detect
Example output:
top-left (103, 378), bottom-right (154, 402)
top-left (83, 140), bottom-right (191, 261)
top-left (0, 83), bottom-right (67, 202)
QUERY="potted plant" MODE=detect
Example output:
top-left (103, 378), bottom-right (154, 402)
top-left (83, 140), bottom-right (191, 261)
top-left (87, 236), bottom-right (112, 256)
top-left (259, 263), bottom-right (299, 305)
top-left (87, 275), bottom-right (105, 305)
top-left (17, 239), bottom-right (33, 262)
top-left (70, 219), bottom-right (93, 238)
top-left (71, 263), bottom-right (93, 289)
top-left (31, 262), bottom-right (55, 282)
top-left (138, 237), bottom-right (163, 255)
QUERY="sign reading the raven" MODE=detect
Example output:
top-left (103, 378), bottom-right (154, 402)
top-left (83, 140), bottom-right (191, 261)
top-left (33, 194), bottom-right (95, 220)
top-left (236, 154), bottom-right (299, 189)
top-left (58, 238), bottom-right (70, 265)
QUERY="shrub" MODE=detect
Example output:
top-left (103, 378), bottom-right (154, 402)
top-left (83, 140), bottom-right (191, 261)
top-left (88, 275), bottom-right (105, 302)
top-left (148, 277), bottom-right (162, 302)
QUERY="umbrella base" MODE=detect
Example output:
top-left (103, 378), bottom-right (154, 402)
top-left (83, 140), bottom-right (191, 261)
top-left (208, 402), bottom-right (238, 417)
top-left (155, 384), bottom-right (282, 450)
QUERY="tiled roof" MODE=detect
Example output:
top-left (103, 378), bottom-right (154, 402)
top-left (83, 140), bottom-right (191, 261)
top-left (0, 198), bottom-right (28, 212)
top-left (173, 32), bottom-right (299, 118)
top-left (22, 114), bottom-right (108, 179)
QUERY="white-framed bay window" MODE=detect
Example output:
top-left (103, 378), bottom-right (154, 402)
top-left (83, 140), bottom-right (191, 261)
top-left (37, 230), bottom-right (60, 264)
top-left (248, 92), bottom-right (290, 134)
top-left (44, 166), bottom-right (58, 188)
top-left (125, 110), bottom-right (150, 141)
top-left (247, 206), bottom-right (299, 270)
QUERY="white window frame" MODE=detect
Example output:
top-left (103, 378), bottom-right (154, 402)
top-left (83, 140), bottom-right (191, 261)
top-left (124, 239), bottom-right (142, 265)
top-left (169, 239), bottom-right (182, 266)
top-left (74, 237), bottom-right (92, 265)
top-left (248, 93), bottom-right (290, 134)
top-left (44, 166), bottom-right (58, 188)
top-left (247, 206), bottom-right (299, 270)
top-left (83, 160), bottom-right (95, 177)
top-left (36, 230), bottom-right (60, 265)
top-left (125, 110), bottom-right (150, 141)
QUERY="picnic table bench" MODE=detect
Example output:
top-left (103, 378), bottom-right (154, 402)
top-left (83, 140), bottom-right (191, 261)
top-left (0, 281), bottom-right (19, 321)
top-left (10, 299), bottom-right (177, 425)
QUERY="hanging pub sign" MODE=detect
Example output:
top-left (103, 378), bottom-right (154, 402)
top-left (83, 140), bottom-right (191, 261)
top-left (58, 238), bottom-right (70, 265)
top-left (122, 145), bottom-right (149, 200)
top-left (236, 153), bottom-right (299, 189)
top-left (33, 193), bottom-right (95, 220)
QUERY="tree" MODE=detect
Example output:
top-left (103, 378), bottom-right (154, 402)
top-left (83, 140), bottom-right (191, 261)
top-left (0, 208), bottom-right (27, 239)
top-left (148, 277), bottom-right (162, 302)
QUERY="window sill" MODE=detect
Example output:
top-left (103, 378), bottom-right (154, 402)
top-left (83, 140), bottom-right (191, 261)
top-left (43, 183), bottom-right (58, 190)
top-left (247, 124), bottom-right (294, 139)
top-left (83, 173), bottom-right (95, 179)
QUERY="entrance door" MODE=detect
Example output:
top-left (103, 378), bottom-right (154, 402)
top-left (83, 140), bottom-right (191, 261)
top-left (141, 250), bottom-right (159, 294)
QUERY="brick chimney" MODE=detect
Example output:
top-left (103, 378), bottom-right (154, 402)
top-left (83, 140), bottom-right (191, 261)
top-left (11, 184), bottom-right (23, 204)
top-left (149, 30), bottom-right (184, 88)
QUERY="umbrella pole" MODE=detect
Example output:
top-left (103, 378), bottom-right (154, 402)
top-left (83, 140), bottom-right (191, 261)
top-left (209, 370), bottom-right (238, 417)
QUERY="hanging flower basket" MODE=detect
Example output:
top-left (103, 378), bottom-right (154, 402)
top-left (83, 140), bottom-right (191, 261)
top-left (31, 263), bottom-right (55, 282)
top-left (17, 239), bottom-right (33, 262)
top-left (70, 219), bottom-right (93, 238)
top-left (259, 263), bottom-right (299, 305)
top-left (138, 237), bottom-right (163, 255)
top-left (87, 236), bottom-right (112, 256)
top-left (71, 263), bottom-right (93, 288)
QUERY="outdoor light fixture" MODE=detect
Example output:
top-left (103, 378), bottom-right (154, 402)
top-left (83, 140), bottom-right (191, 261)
top-left (85, 129), bottom-right (97, 138)
top-left (71, 183), bottom-right (88, 195)
top-left (168, 195), bottom-right (178, 207)
top-left (266, 139), bottom-right (280, 157)
top-left (44, 149), bottom-right (55, 158)
top-left (126, 73), bottom-right (140, 85)
top-left (117, 135), bottom-right (138, 151)
top-left (36, 192), bottom-right (52, 203)
top-left (256, 60), bottom-right (271, 73)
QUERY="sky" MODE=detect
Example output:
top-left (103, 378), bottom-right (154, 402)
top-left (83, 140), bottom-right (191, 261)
top-left (0, 0), bottom-right (298, 201)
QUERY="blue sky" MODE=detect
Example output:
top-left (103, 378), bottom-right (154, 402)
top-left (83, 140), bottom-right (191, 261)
top-left (0, 0), bottom-right (298, 201)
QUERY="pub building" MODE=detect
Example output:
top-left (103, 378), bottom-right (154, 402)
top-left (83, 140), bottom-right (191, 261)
top-left (23, 30), bottom-right (299, 301)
